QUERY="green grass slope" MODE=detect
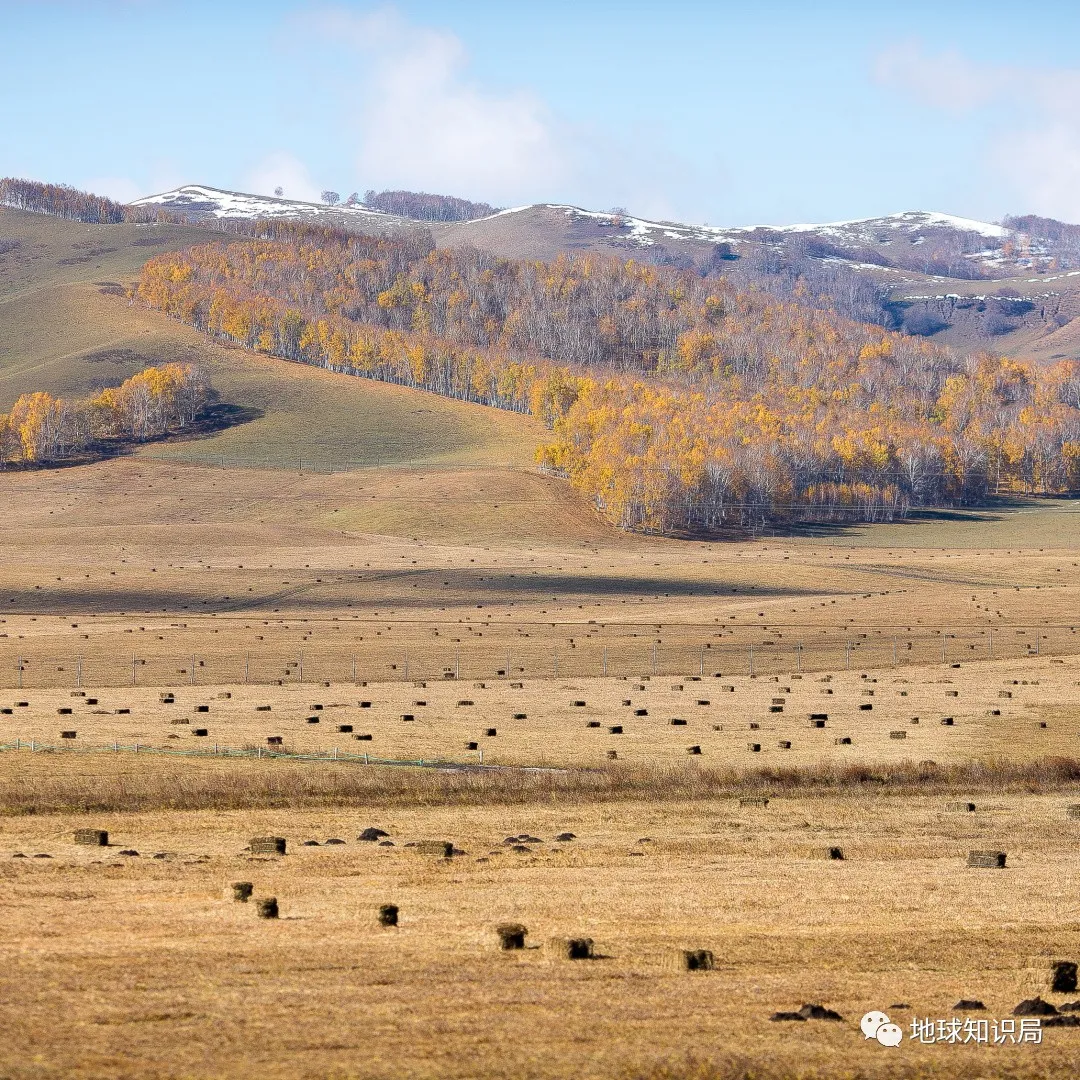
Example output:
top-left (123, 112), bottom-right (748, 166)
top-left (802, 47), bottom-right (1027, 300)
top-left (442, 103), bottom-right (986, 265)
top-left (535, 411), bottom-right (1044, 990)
top-left (0, 207), bottom-right (544, 467)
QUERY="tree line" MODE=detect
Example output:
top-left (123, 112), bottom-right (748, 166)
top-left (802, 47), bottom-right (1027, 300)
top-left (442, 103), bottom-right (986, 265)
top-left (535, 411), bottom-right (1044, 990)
top-left (0, 177), bottom-right (183, 225)
top-left (1, 364), bottom-right (209, 465)
top-left (134, 232), bottom-right (1080, 531)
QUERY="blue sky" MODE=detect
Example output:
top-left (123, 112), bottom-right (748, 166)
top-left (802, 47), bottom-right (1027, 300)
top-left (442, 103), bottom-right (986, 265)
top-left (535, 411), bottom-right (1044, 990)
top-left (5, 0), bottom-right (1080, 225)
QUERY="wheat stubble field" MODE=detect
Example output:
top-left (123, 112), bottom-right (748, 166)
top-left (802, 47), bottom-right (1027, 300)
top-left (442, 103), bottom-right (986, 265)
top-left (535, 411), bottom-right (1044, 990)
top-left (5, 207), bottom-right (1080, 1078)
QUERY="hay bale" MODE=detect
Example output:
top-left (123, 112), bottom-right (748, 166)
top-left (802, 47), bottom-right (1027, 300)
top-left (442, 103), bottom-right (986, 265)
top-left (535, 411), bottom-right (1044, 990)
top-left (945, 690), bottom-right (959, 697)
top-left (941, 717), bottom-right (955, 726)
top-left (1052, 961), bottom-right (1078, 994)
top-left (357, 828), bottom-right (389, 842)
top-left (378, 904), bottom-right (399, 927)
top-left (337, 724), bottom-right (353, 733)
top-left (889, 731), bottom-right (907, 740)
top-left (548, 937), bottom-right (593, 960)
top-left (250, 836), bottom-right (286, 855)
top-left (778, 740), bottom-right (792, 749)
top-left (633, 708), bottom-right (648, 716)
top-left (747, 742), bottom-right (761, 752)
top-left (664, 949), bottom-right (715, 972)
top-left (414, 840), bottom-right (453, 858)
top-left (193, 728), bottom-right (209, 737)
top-left (570, 700), bottom-right (586, 707)
top-left (946, 802), bottom-right (976, 812)
top-left (952, 999), bottom-right (986, 1011)
top-left (1013, 996), bottom-right (1058, 1016)
top-left (1066, 805), bottom-right (1080, 820)
top-left (74, 829), bottom-right (108, 846)
top-left (769, 705), bottom-right (783, 713)
top-left (57, 707), bottom-right (72, 715)
top-left (355, 733), bottom-right (372, 741)
top-left (496, 923), bottom-right (528, 950)
top-left (306, 717), bottom-right (320, 724)
top-left (809, 713), bottom-right (828, 721)
top-left (798, 1004), bottom-right (843, 1021)
top-left (485, 728), bottom-right (497, 737)
top-left (827, 847), bottom-right (844, 860)
top-left (513, 712), bottom-right (527, 720)
top-left (858, 703), bottom-right (872, 711)
top-left (195, 705), bottom-right (209, 713)
top-left (359, 701), bottom-right (371, 708)
top-left (256, 897), bottom-right (279, 919)
top-left (834, 737), bottom-right (852, 745)
top-left (687, 745), bottom-right (702, 755)
top-left (696, 699), bottom-right (710, 706)
top-left (229, 882), bottom-right (254, 903)
top-left (465, 741), bottom-right (479, 750)
top-left (967, 850), bottom-right (1006, 868)
top-left (739, 797), bottom-right (769, 807)
top-left (809, 719), bottom-right (826, 728)
top-left (670, 718), bottom-right (687, 726)
top-left (265, 736), bottom-right (282, 745)
top-left (606, 750), bottom-right (618, 760)
top-left (457, 699), bottom-right (474, 707)
top-left (60, 731), bottom-right (76, 739)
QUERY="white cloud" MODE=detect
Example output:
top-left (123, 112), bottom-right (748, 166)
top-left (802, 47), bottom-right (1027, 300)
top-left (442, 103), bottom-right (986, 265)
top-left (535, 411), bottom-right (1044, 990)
top-left (302, 7), bottom-right (567, 205)
top-left (81, 176), bottom-right (145, 203)
top-left (876, 41), bottom-right (1080, 220)
top-left (244, 151), bottom-right (321, 203)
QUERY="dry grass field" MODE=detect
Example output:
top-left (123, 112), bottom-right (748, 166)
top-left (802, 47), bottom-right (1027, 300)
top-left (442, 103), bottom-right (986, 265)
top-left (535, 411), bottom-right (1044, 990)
top-left (5, 207), bottom-right (1080, 1078)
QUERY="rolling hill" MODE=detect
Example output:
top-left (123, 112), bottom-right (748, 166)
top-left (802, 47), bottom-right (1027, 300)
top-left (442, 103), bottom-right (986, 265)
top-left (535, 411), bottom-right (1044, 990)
top-left (130, 184), bottom-right (1080, 359)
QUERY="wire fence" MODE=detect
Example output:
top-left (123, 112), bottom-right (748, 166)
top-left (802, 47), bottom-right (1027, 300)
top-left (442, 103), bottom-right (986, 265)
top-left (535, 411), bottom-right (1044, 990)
top-left (140, 452), bottom-right (531, 474)
top-left (0, 625), bottom-right (1072, 689)
top-left (0, 738), bottom-right (551, 771)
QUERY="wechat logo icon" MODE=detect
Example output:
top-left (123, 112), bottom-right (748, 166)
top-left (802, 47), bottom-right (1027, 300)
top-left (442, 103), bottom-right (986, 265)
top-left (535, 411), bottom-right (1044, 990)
top-left (862, 1010), bottom-right (903, 1047)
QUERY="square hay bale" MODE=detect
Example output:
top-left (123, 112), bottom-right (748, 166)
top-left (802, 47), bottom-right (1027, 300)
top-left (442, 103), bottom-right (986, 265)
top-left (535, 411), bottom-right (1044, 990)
top-left (465, 741), bottom-right (479, 750)
top-left (686, 745), bottom-right (702, 755)
top-left (250, 836), bottom-right (286, 855)
top-left (496, 923), bottom-right (528, 950)
top-left (359, 701), bottom-right (371, 708)
top-left (945, 690), bottom-right (959, 697)
top-left (338, 724), bottom-right (353, 733)
top-left (400, 714), bottom-right (415, 722)
top-left (834, 736), bottom-right (852, 745)
top-left (485, 728), bottom-right (498, 737)
top-left (193, 728), bottom-right (208, 737)
top-left (670, 683), bottom-right (683, 691)
top-left (414, 840), bottom-right (454, 858)
top-left (769, 705), bottom-right (783, 713)
top-left (229, 882), bottom-right (254, 902)
top-left (378, 904), bottom-right (399, 927)
top-left (810, 719), bottom-right (826, 728)
top-left (74, 829), bottom-right (108, 846)
top-left (586, 721), bottom-right (600, 728)
top-left (809, 713), bottom-right (828, 721)
top-left (606, 750), bottom-right (618, 760)
top-left (60, 731), bottom-right (76, 739)
top-left (748, 742), bottom-right (761, 752)
top-left (889, 731), bottom-right (907, 740)
top-left (670, 718), bottom-right (687, 726)
top-left (608, 725), bottom-right (623, 734)
top-left (266, 736), bottom-right (283, 745)
top-left (941, 717), bottom-right (955, 726)
top-left (355, 733), bottom-right (372, 741)
top-left (778, 740), bottom-right (792, 749)
top-left (457, 700), bottom-right (474, 707)
top-left (194, 705), bottom-right (209, 713)
top-left (548, 937), bottom-right (594, 960)
top-left (1066, 805), bottom-right (1080, 820)
top-left (967, 850), bottom-right (1006, 868)
top-left (665, 949), bottom-right (715, 972)
top-left (696, 699), bottom-right (710, 706)
top-left (570, 700), bottom-right (586, 707)
top-left (947, 802), bottom-right (977, 813)
top-left (57, 708), bottom-right (72, 715)
top-left (740, 797), bottom-right (769, 807)
top-left (858, 703), bottom-right (873, 711)
top-left (510, 682), bottom-right (524, 689)
top-left (170, 718), bottom-right (190, 725)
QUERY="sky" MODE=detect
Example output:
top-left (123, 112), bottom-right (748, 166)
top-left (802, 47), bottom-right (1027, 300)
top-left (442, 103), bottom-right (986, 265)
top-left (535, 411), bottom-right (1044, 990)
top-left (5, 0), bottom-right (1080, 226)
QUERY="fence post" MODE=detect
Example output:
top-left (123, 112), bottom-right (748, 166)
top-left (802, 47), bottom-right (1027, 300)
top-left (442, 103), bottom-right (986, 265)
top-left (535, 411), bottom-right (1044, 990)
top-left (76, 656), bottom-right (82, 689)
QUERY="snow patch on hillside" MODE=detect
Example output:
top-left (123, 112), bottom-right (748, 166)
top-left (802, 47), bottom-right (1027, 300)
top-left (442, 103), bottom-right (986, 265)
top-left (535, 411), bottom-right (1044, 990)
top-left (131, 185), bottom-right (403, 224)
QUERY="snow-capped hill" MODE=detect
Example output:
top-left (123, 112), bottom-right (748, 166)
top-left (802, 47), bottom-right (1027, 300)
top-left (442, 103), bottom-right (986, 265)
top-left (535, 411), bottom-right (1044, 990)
top-left (130, 185), bottom-right (408, 225)
top-left (731, 210), bottom-right (1010, 243)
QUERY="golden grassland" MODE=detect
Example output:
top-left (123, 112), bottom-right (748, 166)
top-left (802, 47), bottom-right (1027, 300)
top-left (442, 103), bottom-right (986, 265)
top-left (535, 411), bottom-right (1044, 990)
top-left (2, 781), bottom-right (1080, 1080)
top-left (6, 207), bottom-right (1080, 1078)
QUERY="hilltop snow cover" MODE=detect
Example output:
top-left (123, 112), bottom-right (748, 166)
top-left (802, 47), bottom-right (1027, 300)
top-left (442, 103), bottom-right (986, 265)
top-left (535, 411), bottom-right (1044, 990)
top-left (131, 185), bottom-right (402, 223)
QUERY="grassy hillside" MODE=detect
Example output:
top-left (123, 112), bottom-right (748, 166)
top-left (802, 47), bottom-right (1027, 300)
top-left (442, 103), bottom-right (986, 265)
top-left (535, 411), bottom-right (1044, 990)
top-left (0, 207), bottom-right (544, 466)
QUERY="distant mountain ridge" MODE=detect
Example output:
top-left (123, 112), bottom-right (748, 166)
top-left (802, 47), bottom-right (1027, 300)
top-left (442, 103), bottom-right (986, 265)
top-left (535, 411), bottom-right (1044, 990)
top-left (129, 184), bottom-right (1080, 357)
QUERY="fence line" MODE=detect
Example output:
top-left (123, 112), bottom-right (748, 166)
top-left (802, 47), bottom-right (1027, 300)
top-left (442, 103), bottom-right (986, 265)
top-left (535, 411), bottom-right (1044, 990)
top-left (0, 625), bottom-right (1073, 689)
top-left (140, 452), bottom-right (534, 474)
top-left (0, 738), bottom-right (566, 772)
